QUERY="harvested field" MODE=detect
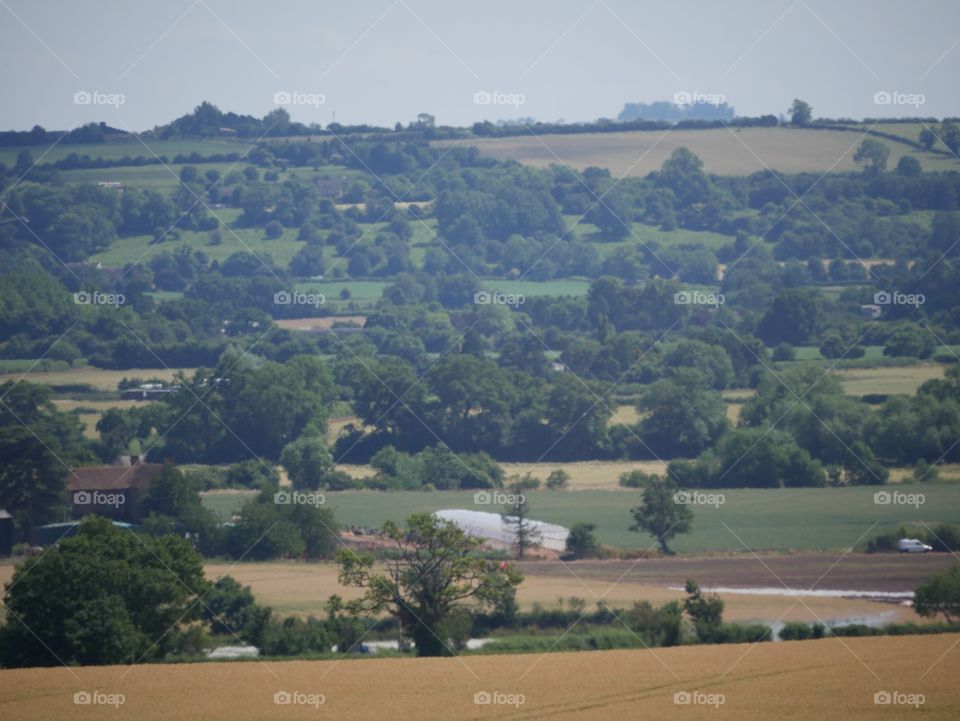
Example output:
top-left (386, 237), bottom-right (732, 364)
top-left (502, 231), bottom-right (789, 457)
top-left (274, 315), bottom-right (367, 331)
top-left (438, 127), bottom-right (956, 176)
top-left (0, 367), bottom-right (194, 391)
top-left (499, 460), bottom-right (669, 490)
top-left (196, 552), bottom-right (953, 623)
top-left (835, 364), bottom-right (945, 396)
top-left (0, 635), bottom-right (956, 720)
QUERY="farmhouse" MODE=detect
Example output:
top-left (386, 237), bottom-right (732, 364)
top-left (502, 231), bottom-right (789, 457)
top-left (65, 458), bottom-right (163, 522)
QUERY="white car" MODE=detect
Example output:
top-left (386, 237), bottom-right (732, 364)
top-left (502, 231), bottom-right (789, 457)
top-left (897, 538), bottom-right (933, 553)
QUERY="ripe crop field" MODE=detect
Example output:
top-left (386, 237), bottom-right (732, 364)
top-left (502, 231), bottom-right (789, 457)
top-left (834, 363), bottom-right (946, 396)
top-left (0, 366), bottom-right (194, 391)
top-left (438, 127), bottom-right (957, 177)
top-left (0, 635), bottom-right (956, 720)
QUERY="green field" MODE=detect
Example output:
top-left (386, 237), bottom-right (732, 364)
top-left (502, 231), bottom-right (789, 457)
top-left (436, 126), bottom-right (958, 177)
top-left (58, 162), bottom-right (245, 189)
top-left (0, 137), bottom-right (250, 167)
top-left (202, 484), bottom-right (960, 552)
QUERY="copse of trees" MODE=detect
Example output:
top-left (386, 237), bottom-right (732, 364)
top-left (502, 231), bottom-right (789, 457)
top-left (0, 517), bottom-right (209, 667)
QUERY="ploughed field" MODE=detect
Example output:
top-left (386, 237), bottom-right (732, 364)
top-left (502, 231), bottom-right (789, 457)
top-left (0, 634), bottom-right (956, 720)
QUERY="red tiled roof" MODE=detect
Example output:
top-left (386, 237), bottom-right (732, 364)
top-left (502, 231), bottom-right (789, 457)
top-left (65, 464), bottom-right (163, 491)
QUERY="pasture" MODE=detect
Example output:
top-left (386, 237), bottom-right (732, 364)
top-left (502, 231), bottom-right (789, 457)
top-left (0, 137), bottom-right (248, 167)
top-left (438, 127), bottom-right (957, 177)
top-left (202, 485), bottom-right (960, 553)
top-left (0, 635), bottom-right (956, 720)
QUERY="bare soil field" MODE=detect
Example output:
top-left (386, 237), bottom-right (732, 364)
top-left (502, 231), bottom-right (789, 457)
top-left (0, 634), bottom-right (956, 720)
top-left (525, 553), bottom-right (957, 593)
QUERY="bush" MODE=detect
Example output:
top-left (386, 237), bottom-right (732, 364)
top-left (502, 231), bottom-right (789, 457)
top-left (779, 622), bottom-right (827, 641)
top-left (619, 469), bottom-right (660, 488)
top-left (264, 220), bottom-right (284, 239)
top-left (546, 469), bottom-right (570, 489)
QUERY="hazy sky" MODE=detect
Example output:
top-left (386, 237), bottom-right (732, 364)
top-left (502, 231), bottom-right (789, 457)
top-left (1, 0), bottom-right (957, 131)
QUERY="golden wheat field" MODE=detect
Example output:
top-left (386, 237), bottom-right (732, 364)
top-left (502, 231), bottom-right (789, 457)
top-left (0, 634), bottom-right (956, 720)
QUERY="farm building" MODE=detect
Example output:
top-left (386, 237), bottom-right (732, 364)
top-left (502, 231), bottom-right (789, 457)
top-left (434, 509), bottom-right (569, 552)
top-left (0, 510), bottom-right (13, 556)
top-left (65, 459), bottom-right (163, 522)
top-left (32, 520), bottom-right (136, 548)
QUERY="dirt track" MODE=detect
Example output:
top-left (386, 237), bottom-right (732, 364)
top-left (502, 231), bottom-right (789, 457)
top-left (522, 553), bottom-right (958, 593)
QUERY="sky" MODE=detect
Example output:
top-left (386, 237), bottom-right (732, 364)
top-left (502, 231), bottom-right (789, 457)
top-left (0, 0), bottom-right (958, 132)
